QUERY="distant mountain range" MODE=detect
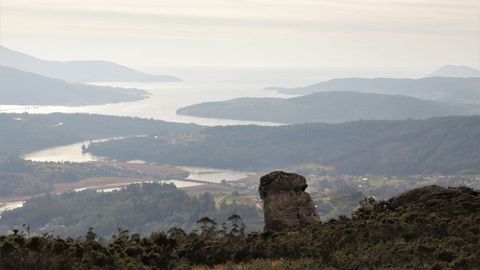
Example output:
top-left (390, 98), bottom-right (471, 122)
top-left (177, 91), bottom-right (477, 124)
top-left (0, 46), bottom-right (180, 83)
top-left (429, 65), bottom-right (480, 78)
top-left (271, 77), bottom-right (480, 104)
top-left (0, 65), bottom-right (148, 105)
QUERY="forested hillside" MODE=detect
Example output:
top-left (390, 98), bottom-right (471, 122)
top-left (1, 185), bottom-right (478, 269)
top-left (0, 183), bottom-right (262, 237)
top-left (177, 91), bottom-right (474, 124)
top-left (0, 113), bottom-right (201, 157)
top-left (0, 158), bottom-right (188, 197)
top-left (87, 116), bottom-right (480, 175)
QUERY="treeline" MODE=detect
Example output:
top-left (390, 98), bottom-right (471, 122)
top-left (177, 91), bottom-right (475, 124)
top-left (0, 113), bottom-right (201, 157)
top-left (0, 158), bottom-right (188, 197)
top-left (5, 113), bottom-right (480, 176)
top-left (87, 116), bottom-right (480, 175)
top-left (1, 186), bottom-right (479, 269)
top-left (0, 183), bottom-right (263, 237)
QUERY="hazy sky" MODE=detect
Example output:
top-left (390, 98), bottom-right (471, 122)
top-left (1, 0), bottom-right (479, 70)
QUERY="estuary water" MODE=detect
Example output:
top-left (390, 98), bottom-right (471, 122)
top-left (0, 67), bottom-right (419, 213)
top-left (0, 67), bottom-right (417, 125)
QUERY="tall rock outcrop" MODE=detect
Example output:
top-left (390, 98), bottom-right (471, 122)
top-left (259, 171), bottom-right (319, 232)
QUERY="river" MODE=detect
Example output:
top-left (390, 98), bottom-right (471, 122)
top-left (0, 67), bottom-right (416, 125)
top-left (0, 139), bottom-right (258, 215)
top-left (0, 68), bottom-right (300, 126)
top-left (0, 67), bottom-right (416, 213)
top-left (22, 138), bottom-right (257, 184)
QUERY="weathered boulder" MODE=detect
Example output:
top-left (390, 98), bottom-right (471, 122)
top-left (259, 171), bottom-right (319, 232)
top-left (387, 185), bottom-right (480, 210)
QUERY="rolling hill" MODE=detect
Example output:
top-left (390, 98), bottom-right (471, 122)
top-left (0, 65), bottom-right (147, 105)
top-left (177, 91), bottom-right (475, 124)
top-left (0, 113), bottom-right (201, 157)
top-left (86, 115), bottom-right (480, 175)
top-left (274, 77), bottom-right (480, 104)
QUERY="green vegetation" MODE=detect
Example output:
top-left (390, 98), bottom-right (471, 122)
top-left (304, 173), bottom-right (480, 220)
top-left (177, 91), bottom-right (475, 124)
top-left (0, 183), bottom-right (263, 237)
top-left (0, 158), bottom-right (188, 197)
top-left (0, 113), bottom-right (199, 198)
top-left (5, 113), bottom-right (480, 177)
top-left (1, 185), bottom-right (479, 269)
top-left (0, 113), bottom-right (200, 157)
top-left (86, 116), bottom-right (480, 175)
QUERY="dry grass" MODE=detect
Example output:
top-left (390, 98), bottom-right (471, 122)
top-left (192, 260), bottom-right (285, 270)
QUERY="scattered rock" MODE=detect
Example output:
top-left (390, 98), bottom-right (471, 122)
top-left (259, 171), bottom-right (319, 232)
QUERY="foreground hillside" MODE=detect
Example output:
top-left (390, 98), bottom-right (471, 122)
top-left (1, 185), bottom-right (478, 269)
top-left (177, 91), bottom-right (474, 124)
top-left (87, 116), bottom-right (480, 175)
top-left (0, 66), bottom-right (148, 105)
